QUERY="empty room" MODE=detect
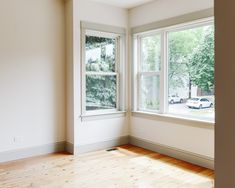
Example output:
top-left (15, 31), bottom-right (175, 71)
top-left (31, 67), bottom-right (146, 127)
top-left (0, 0), bottom-right (234, 187)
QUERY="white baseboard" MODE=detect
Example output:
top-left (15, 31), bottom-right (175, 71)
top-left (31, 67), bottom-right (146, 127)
top-left (129, 136), bottom-right (214, 170)
top-left (0, 137), bottom-right (214, 170)
top-left (0, 137), bottom-right (129, 163)
top-left (74, 136), bottom-right (129, 155)
top-left (0, 141), bottom-right (65, 163)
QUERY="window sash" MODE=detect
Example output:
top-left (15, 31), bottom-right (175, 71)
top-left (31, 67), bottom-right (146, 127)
top-left (137, 73), bottom-right (161, 112)
top-left (137, 32), bottom-right (163, 113)
top-left (85, 72), bottom-right (119, 111)
top-left (85, 73), bottom-right (119, 112)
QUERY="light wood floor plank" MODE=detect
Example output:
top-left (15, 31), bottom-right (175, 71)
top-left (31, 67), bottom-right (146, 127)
top-left (0, 145), bottom-right (214, 188)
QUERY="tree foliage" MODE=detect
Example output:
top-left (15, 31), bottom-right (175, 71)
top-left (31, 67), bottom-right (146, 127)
top-left (190, 27), bottom-right (215, 92)
top-left (168, 25), bottom-right (214, 96)
top-left (168, 27), bottom-right (204, 89)
top-left (85, 36), bottom-right (116, 110)
top-left (86, 75), bottom-right (116, 110)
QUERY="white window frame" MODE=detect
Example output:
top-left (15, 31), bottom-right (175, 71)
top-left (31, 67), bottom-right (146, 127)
top-left (133, 17), bottom-right (215, 122)
top-left (81, 22), bottom-right (126, 116)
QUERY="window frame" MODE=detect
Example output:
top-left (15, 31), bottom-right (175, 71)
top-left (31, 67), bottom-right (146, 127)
top-left (133, 17), bottom-right (215, 122)
top-left (81, 22), bottom-right (126, 116)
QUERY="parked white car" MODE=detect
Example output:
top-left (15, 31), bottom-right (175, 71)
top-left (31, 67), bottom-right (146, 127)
top-left (168, 95), bottom-right (183, 104)
top-left (186, 97), bottom-right (213, 109)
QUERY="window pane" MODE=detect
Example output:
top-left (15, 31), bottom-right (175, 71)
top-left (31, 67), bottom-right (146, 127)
top-left (168, 25), bottom-right (214, 121)
top-left (86, 75), bottom-right (116, 111)
top-left (141, 35), bottom-right (161, 72)
top-left (139, 75), bottom-right (160, 111)
top-left (85, 35), bottom-right (116, 72)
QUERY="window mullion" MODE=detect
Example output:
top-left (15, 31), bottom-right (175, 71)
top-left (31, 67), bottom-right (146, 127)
top-left (136, 36), bottom-right (142, 111)
top-left (116, 36), bottom-right (120, 111)
top-left (159, 31), bottom-right (168, 114)
top-left (164, 31), bottom-right (169, 114)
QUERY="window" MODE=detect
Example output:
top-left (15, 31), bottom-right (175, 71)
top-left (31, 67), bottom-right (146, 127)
top-left (134, 19), bottom-right (215, 122)
top-left (138, 34), bottom-right (161, 111)
top-left (168, 24), bottom-right (214, 121)
top-left (81, 23), bottom-right (125, 115)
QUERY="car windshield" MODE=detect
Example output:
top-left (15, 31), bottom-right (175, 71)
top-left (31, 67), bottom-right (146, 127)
top-left (190, 98), bottom-right (199, 101)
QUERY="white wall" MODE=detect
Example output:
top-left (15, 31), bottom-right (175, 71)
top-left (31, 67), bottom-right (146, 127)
top-left (129, 0), bottom-right (214, 158)
top-left (66, 0), bottom-right (129, 149)
top-left (132, 117), bottom-right (214, 157)
top-left (65, 0), bottom-right (74, 145)
top-left (129, 0), bottom-right (214, 27)
top-left (0, 0), bottom-right (66, 152)
top-left (78, 0), bottom-right (128, 27)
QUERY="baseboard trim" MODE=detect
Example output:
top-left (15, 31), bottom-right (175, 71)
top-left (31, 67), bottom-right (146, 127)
top-left (0, 137), bottom-right (214, 170)
top-left (129, 136), bottom-right (214, 170)
top-left (74, 136), bottom-right (129, 155)
top-left (0, 141), bottom-right (65, 163)
top-left (65, 141), bottom-right (74, 154)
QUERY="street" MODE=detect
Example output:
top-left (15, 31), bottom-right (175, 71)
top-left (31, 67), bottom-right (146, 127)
top-left (168, 103), bottom-right (214, 121)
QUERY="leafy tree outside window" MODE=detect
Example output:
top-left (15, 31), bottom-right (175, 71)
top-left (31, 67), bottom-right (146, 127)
top-left (85, 34), bottom-right (118, 111)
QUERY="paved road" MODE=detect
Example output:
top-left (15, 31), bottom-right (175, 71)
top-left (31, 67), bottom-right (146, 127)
top-left (168, 103), bottom-right (214, 121)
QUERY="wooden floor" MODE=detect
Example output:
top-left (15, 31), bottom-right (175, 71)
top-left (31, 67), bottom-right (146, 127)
top-left (0, 145), bottom-right (214, 188)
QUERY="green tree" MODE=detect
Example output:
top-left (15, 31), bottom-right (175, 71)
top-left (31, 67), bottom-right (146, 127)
top-left (85, 36), bottom-right (116, 110)
top-left (168, 25), bottom-right (214, 98)
top-left (190, 27), bottom-right (215, 92)
top-left (168, 27), bottom-right (204, 98)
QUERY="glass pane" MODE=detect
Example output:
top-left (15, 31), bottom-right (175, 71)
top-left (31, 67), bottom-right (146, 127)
top-left (141, 35), bottom-right (161, 72)
top-left (139, 75), bottom-right (160, 111)
top-left (168, 24), bottom-right (214, 121)
top-left (85, 35), bottom-right (116, 72)
top-left (86, 75), bottom-right (116, 111)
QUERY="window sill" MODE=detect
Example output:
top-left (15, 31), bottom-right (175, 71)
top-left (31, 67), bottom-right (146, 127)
top-left (132, 111), bottom-right (214, 129)
top-left (81, 111), bottom-right (127, 121)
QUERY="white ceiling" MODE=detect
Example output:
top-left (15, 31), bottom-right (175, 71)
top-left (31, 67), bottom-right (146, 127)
top-left (90, 0), bottom-right (155, 9)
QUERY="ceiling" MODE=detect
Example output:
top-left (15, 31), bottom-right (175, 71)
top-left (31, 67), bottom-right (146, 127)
top-left (90, 0), bottom-right (155, 9)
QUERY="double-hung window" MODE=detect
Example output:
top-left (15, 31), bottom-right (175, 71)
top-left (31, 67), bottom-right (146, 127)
top-left (133, 17), bottom-right (215, 122)
top-left (81, 22), bottom-right (125, 115)
top-left (137, 34), bottom-right (162, 112)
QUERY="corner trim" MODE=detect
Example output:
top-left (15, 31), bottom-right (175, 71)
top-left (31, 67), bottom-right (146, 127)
top-left (129, 136), bottom-right (214, 170)
top-left (74, 136), bottom-right (129, 155)
top-left (0, 141), bottom-right (65, 163)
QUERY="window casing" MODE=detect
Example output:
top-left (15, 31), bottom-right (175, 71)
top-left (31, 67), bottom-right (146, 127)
top-left (133, 18), bottom-right (215, 122)
top-left (81, 23), bottom-right (125, 116)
